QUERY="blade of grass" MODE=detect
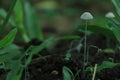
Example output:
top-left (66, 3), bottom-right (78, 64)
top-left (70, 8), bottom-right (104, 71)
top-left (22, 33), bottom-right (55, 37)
top-left (0, 0), bottom-right (17, 33)
top-left (0, 8), bottom-right (16, 26)
top-left (14, 0), bottom-right (30, 42)
top-left (24, 1), bottom-right (44, 40)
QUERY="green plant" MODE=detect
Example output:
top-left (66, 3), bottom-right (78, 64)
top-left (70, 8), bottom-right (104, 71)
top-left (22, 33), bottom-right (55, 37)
top-left (14, 0), bottom-right (30, 42)
top-left (85, 61), bottom-right (120, 80)
top-left (0, 35), bottom-right (54, 80)
top-left (0, 0), bottom-right (44, 42)
top-left (23, 1), bottom-right (44, 41)
top-left (63, 66), bottom-right (81, 80)
top-left (0, 28), bottom-right (17, 48)
top-left (63, 66), bottom-right (74, 80)
top-left (86, 61), bottom-right (120, 72)
top-left (1, 0), bottom-right (120, 80)
top-left (112, 0), bottom-right (120, 16)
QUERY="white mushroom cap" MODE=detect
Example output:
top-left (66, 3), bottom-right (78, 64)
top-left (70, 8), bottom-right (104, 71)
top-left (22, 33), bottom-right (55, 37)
top-left (105, 12), bottom-right (115, 18)
top-left (80, 12), bottom-right (93, 20)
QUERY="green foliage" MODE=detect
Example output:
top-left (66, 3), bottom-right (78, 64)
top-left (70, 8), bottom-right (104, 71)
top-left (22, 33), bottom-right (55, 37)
top-left (63, 66), bottom-right (74, 80)
top-left (0, 29), bottom-right (22, 80)
top-left (14, 0), bottom-right (23, 23)
top-left (14, 0), bottom-right (30, 42)
top-left (0, 45), bottom-right (21, 63)
top-left (77, 24), bottom-right (114, 38)
top-left (24, 37), bottom-right (54, 67)
top-left (77, 18), bottom-right (120, 39)
top-left (0, 36), bottom-right (54, 80)
top-left (6, 60), bottom-right (23, 80)
top-left (0, 0), bottom-right (44, 42)
top-left (112, 0), bottom-right (120, 16)
top-left (0, 8), bottom-right (16, 26)
top-left (24, 1), bottom-right (44, 40)
top-left (0, 0), bottom-right (17, 33)
top-left (0, 28), bottom-right (17, 48)
top-left (86, 61), bottom-right (120, 72)
top-left (97, 61), bottom-right (120, 71)
top-left (0, 0), bottom-right (120, 80)
top-left (107, 19), bottom-right (120, 43)
top-left (13, 0), bottom-right (44, 42)
top-left (77, 12), bottom-right (120, 79)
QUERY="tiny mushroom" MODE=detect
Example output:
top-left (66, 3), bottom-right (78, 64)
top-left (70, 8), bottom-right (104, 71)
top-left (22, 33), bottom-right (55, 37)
top-left (80, 12), bottom-right (94, 66)
top-left (80, 12), bottom-right (93, 20)
top-left (105, 12), bottom-right (115, 18)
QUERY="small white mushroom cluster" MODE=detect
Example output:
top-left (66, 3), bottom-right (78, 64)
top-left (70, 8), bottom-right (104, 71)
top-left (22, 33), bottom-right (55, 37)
top-left (80, 11), bottom-right (115, 68)
top-left (80, 11), bottom-right (115, 20)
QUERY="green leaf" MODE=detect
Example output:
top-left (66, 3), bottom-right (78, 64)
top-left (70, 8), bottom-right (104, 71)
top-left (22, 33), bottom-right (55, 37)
top-left (14, 0), bottom-right (30, 42)
top-left (96, 18), bottom-right (110, 29)
top-left (0, 44), bottom-right (21, 54)
top-left (0, 28), bottom-right (17, 48)
top-left (112, 0), bottom-right (120, 16)
top-left (97, 61), bottom-right (120, 71)
top-left (108, 19), bottom-right (120, 42)
top-left (102, 48), bottom-right (115, 54)
top-left (0, 52), bottom-right (20, 64)
top-left (24, 1), bottom-right (44, 40)
top-left (14, 0), bottom-right (23, 23)
top-left (78, 18), bottom-right (113, 38)
top-left (63, 66), bottom-right (74, 80)
top-left (0, 46), bottom-right (21, 62)
top-left (77, 25), bottom-right (114, 38)
top-left (86, 61), bottom-right (120, 72)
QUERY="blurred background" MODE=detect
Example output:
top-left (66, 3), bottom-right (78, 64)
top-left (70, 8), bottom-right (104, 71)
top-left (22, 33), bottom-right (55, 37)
top-left (0, 0), bottom-right (116, 37)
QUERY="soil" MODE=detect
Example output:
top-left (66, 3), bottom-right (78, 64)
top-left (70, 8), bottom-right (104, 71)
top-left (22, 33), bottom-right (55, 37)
top-left (1, 34), bottom-right (120, 80)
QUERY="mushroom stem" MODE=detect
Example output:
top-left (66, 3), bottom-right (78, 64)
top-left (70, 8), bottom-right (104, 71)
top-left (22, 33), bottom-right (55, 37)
top-left (84, 21), bottom-right (88, 65)
top-left (83, 21), bottom-right (88, 77)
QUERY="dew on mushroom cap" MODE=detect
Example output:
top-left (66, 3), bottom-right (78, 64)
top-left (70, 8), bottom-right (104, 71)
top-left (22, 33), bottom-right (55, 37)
top-left (80, 12), bottom-right (93, 20)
